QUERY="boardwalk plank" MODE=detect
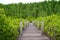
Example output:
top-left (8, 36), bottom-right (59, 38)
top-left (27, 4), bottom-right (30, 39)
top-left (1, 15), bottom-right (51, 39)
top-left (17, 23), bottom-right (50, 40)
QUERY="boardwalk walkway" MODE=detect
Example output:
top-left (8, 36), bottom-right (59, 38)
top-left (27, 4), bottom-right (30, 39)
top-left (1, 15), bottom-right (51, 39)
top-left (18, 23), bottom-right (50, 40)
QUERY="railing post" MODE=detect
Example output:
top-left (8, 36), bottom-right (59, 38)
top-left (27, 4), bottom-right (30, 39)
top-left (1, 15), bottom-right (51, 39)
top-left (26, 21), bottom-right (29, 27)
top-left (20, 21), bottom-right (22, 34)
top-left (41, 21), bottom-right (44, 35)
top-left (37, 21), bottom-right (40, 28)
top-left (24, 21), bottom-right (26, 29)
top-left (24, 20), bottom-right (28, 29)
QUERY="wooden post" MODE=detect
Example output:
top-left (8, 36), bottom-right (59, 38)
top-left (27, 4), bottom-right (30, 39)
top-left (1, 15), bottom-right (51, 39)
top-left (20, 21), bottom-right (22, 34)
top-left (37, 21), bottom-right (40, 28)
top-left (24, 20), bottom-right (29, 29)
top-left (26, 21), bottom-right (29, 27)
top-left (26, 21), bottom-right (28, 27)
top-left (41, 21), bottom-right (44, 35)
top-left (24, 21), bottom-right (27, 29)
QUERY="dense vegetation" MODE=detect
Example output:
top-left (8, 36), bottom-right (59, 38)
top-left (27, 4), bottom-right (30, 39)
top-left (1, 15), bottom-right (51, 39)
top-left (35, 14), bottom-right (60, 40)
top-left (0, 0), bottom-right (60, 40)
top-left (0, 0), bottom-right (60, 18)
top-left (0, 8), bottom-right (25, 40)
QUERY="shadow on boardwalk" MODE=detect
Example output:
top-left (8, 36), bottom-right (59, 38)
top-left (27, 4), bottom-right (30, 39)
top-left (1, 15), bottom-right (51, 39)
top-left (17, 23), bottom-right (50, 40)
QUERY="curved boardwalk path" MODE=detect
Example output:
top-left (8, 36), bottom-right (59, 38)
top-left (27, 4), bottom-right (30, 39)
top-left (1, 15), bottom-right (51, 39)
top-left (18, 23), bottom-right (50, 40)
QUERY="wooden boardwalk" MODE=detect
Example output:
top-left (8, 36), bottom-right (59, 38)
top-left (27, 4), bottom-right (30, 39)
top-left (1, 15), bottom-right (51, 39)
top-left (18, 23), bottom-right (50, 40)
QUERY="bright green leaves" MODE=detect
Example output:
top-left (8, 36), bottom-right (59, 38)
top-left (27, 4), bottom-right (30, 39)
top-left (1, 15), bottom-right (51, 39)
top-left (36, 14), bottom-right (60, 40)
top-left (0, 13), bottom-right (20, 40)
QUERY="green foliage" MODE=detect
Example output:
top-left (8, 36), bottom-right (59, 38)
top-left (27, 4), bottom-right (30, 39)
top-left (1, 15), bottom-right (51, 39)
top-left (36, 14), bottom-right (60, 40)
top-left (1, 0), bottom-right (60, 18)
top-left (0, 9), bottom-right (21, 40)
top-left (0, 14), bottom-right (20, 40)
top-left (0, 0), bottom-right (60, 40)
top-left (0, 8), bottom-right (5, 14)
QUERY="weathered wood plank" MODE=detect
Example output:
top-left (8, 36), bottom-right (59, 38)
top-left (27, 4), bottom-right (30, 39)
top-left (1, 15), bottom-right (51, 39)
top-left (18, 23), bottom-right (50, 40)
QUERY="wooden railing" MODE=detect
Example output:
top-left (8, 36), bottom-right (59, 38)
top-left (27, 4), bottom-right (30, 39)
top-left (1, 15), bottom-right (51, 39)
top-left (32, 21), bottom-right (44, 35)
top-left (33, 20), bottom-right (58, 40)
top-left (20, 21), bottom-right (29, 35)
